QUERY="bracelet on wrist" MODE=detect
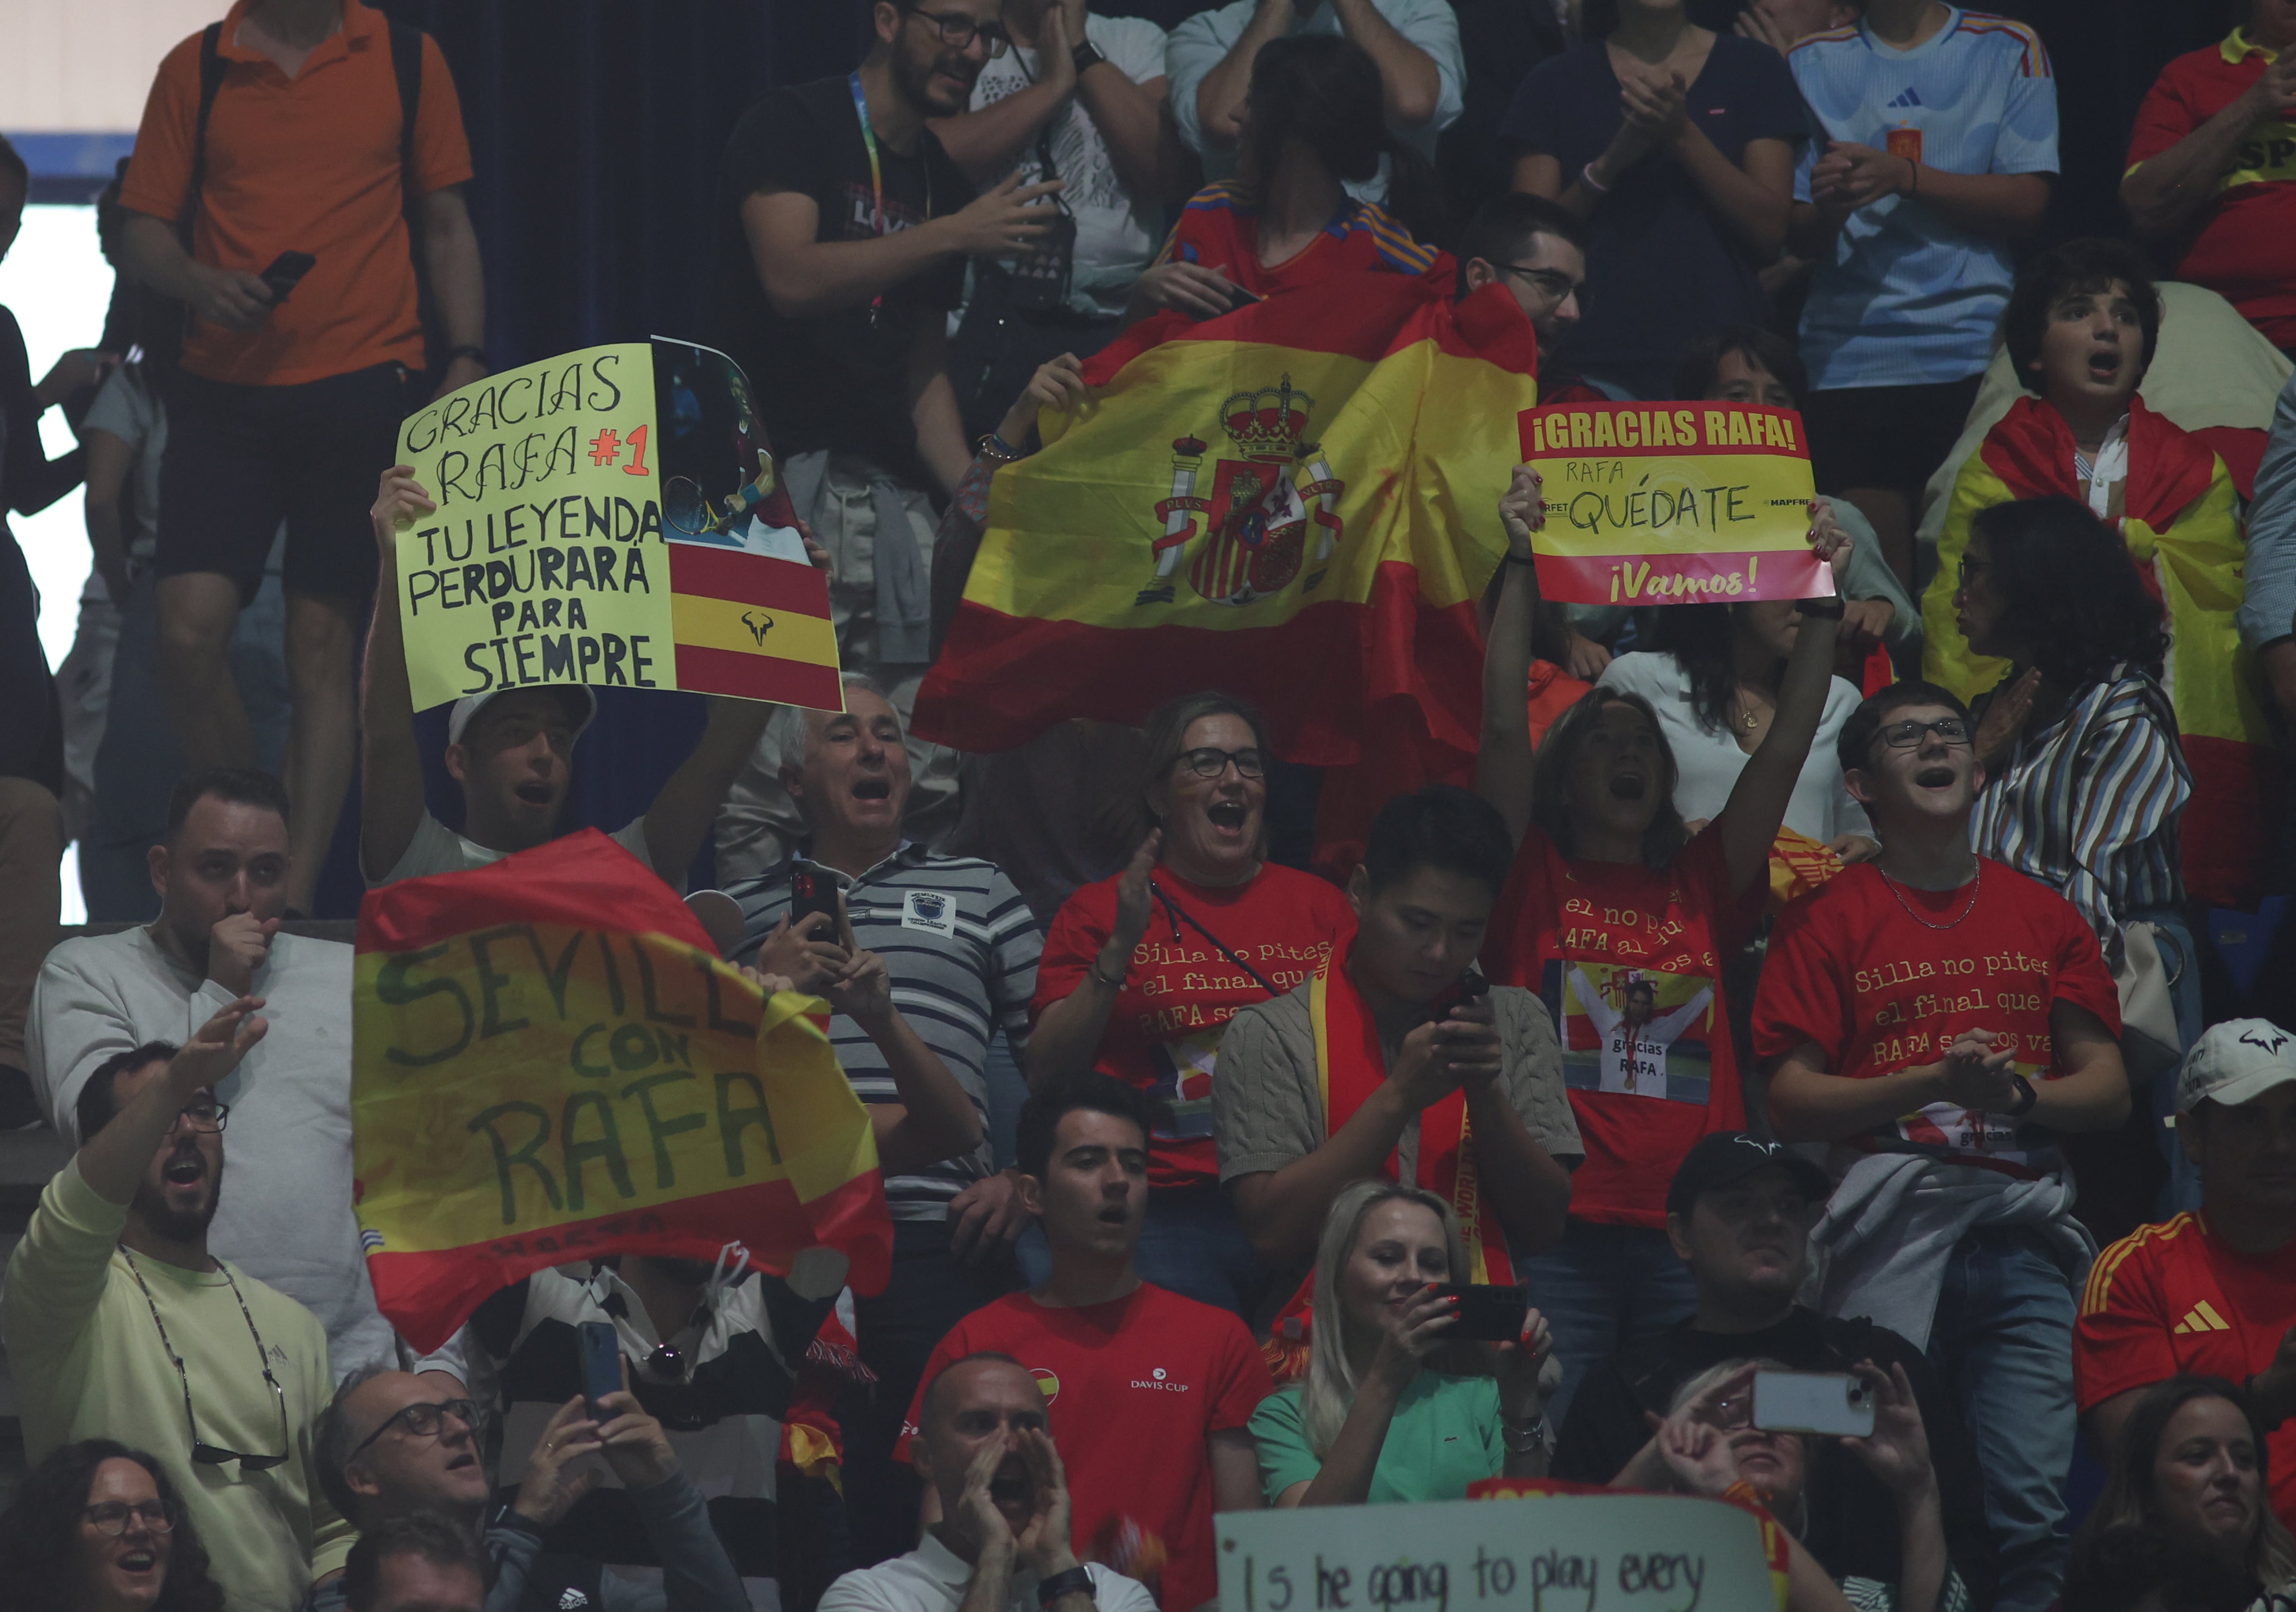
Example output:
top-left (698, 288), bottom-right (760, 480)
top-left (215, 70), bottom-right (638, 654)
top-left (1088, 956), bottom-right (1127, 991)
top-left (1904, 156), bottom-right (1919, 195)
top-left (1071, 40), bottom-right (1106, 77)
top-left (1579, 161), bottom-right (1612, 197)
top-left (978, 432), bottom-right (1025, 465)
top-left (1503, 551), bottom-right (1539, 567)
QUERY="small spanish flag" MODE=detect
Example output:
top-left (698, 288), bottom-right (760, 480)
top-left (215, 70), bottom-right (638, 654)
top-left (665, 541), bottom-right (843, 710)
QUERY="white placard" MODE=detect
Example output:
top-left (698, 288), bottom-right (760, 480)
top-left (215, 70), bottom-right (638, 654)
top-left (1216, 1492), bottom-right (1777, 1612)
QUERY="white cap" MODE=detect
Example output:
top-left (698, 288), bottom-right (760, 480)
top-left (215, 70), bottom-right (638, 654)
top-left (446, 685), bottom-right (598, 748)
top-left (2176, 1018), bottom-right (2296, 1114)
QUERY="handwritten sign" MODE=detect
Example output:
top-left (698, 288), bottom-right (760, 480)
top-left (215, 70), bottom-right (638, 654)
top-left (392, 339), bottom-right (842, 713)
top-left (1518, 402), bottom-right (1823, 607)
top-left (1218, 1494), bottom-right (1777, 1612)
top-left (352, 831), bottom-right (888, 1350)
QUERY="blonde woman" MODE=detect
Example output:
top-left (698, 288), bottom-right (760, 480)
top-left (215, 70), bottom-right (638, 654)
top-left (1247, 1181), bottom-right (1555, 1506)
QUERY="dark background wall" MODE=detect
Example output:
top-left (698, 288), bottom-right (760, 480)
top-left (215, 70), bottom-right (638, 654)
top-left (301, 0), bottom-right (2246, 916)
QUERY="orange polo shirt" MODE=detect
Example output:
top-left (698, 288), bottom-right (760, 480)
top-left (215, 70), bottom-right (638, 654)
top-left (120, 0), bottom-right (473, 386)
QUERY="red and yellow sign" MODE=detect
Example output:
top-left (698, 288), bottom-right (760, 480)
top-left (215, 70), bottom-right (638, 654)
top-left (351, 829), bottom-right (890, 1351)
top-left (1518, 401), bottom-right (1823, 606)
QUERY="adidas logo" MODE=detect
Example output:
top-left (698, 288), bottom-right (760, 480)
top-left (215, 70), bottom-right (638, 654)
top-left (2174, 1300), bottom-right (2232, 1335)
top-left (1885, 88), bottom-right (1923, 109)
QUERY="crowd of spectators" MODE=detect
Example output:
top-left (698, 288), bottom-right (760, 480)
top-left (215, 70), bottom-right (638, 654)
top-left (6, 1), bottom-right (2296, 1612)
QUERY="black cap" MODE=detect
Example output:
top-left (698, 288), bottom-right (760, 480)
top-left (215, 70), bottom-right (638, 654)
top-left (1665, 1133), bottom-right (1833, 1220)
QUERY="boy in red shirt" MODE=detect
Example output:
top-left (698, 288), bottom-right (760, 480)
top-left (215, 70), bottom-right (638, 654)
top-left (1753, 679), bottom-right (2129, 1612)
top-left (2077, 1017), bottom-right (2296, 1533)
top-left (900, 1075), bottom-right (1269, 1610)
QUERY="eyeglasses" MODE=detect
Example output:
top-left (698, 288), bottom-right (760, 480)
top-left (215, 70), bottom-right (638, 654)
top-left (345, 1398), bottom-right (483, 1465)
top-left (1954, 555), bottom-right (1993, 588)
top-left (121, 1247), bottom-right (291, 1471)
top-left (83, 1501), bottom-right (173, 1537)
top-left (171, 1098), bottom-right (229, 1134)
top-left (1873, 717), bottom-right (1972, 749)
top-left (901, 5), bottom-right (1009, 56)
top-left (1500, 264), bottom-right (1581, 303)
top-left (1175, 746), bottom-right (1267, 780)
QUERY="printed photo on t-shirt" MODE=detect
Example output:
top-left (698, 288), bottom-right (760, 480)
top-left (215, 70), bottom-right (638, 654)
top-left (1148, 1024), bottom-right (1221, 1143)
top-left (1547, 960), bottom-right (1716, 1104)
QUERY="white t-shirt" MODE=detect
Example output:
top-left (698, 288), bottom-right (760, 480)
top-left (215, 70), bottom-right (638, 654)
top-left (966, 14), bottom-right (1171, 318)
top-left (81, 364), bottom-right (165, 565)
top-left (1598, 653), bottom-right (1874, 843)
top-left (26, 926), bottom-right (410, 1379)
top-left (819, 1533), bottom-right (1156, 1612)
top-left (378, 811), bottom-right (657, 885)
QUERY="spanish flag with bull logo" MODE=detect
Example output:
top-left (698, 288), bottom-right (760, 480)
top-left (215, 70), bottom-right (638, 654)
top-left (913, 273), bottom-right (1540, 766)
top-left (350, 830), bottom-right (891, 1352)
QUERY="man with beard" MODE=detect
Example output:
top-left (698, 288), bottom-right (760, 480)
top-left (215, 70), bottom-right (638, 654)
top-left (826, 1353), bottom-right (1156, 1612)
top-left (310, 1362), bottom-right (748, 1612)
top-left (453, 1244), bottom-right (842, 1611)
top-left (2, 998), bottom-right (356, 1612)
top-left (29, 767), bottom-right (438, 1380)
top-left (712, 0), bottom-right (1069, 877)
top-left (1754, 680), bottom-right (2130, 1612)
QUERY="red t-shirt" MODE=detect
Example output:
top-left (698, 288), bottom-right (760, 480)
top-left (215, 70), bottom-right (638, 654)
top-left (1484, 826), bottom-right (1760, 1229)
top-left (898, 1285), bottom-right (1272, 1612)
top-left (2127, 32), bottom-right (2296, 347)
top-left (2077, 1212), bottom-right (2296, 1531)
top-left (1156, 182), bottom-right (1451, 298)
top-left (1034, 864), bottom-right (1356, 1189)
top-left (1752, 860), bottom-right (2122, 1178)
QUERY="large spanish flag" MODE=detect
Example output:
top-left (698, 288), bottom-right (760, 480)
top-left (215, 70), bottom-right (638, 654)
top-left (351, 829), bottom-right (890, 1352)
top-left (1922, 396), bottom-right (2278, 909)
top-left (667, 541), bottom-right (842, 711)
top-left (912, 274), bottom-right (1539, 765)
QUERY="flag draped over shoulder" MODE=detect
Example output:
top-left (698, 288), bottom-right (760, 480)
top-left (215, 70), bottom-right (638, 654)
top-left (352, 829), bottom-right (890, 1352)
top-left (912, 276), bottom-right (1540, 767)
top-left (1921, 396), bottom-right (2278, 909)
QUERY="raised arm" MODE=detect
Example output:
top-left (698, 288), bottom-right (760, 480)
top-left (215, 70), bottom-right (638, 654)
top-left (1331, 0), bottom-right (1449, 131)
top-left (1183, 0), bottom-right (1296, 153)
top-left (360, 468), bottom-right (434, 883)
top-left (1280, 1287), bottom-right (1456, 1505)
top-left (80, 998), bottom-right (266, 1208)
top-left (642, 697), bottom-right (775, 887)
top-left (1714, 502), bottom-right (1846, 894)
top-left (821, 926), bottom-right (986, 1174)
top-left (1477, 466), bottom-right (1545, 849)
top-left (1024, 834), bottom-right (1157, 1091)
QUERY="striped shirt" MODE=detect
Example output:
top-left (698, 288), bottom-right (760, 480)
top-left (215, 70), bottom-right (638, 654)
top-left (1789, 8), bottom-right (2058, 389)
top-left (1969, 670), bottom-right (2190, 950)
top-left (727, 844), bottom-right (1040, 1219)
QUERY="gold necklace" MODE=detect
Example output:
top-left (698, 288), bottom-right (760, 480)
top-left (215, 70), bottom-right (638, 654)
top-left (1876, 861), bottom-right (1983, 930)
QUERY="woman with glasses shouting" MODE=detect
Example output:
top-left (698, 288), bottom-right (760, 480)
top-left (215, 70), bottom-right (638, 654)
top-left (1027, 691), bottom-right (1357, 1317)
top-left (0, 1438), bottom-right (226, 1612)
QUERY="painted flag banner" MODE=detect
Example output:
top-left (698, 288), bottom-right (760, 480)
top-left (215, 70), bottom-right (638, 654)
top-left (1518, 400), bottom-right (1824, 606)
top-left (391, 338), bottom-right (841, 714)
top-left (914, 274), bottom-right (1540, 766)
top-left (351, 829), bottom-right (890, 1352)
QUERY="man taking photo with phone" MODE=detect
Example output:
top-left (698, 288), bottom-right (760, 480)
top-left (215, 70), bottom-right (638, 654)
top-left (1554, 1131), bottom-right (1998, 1607)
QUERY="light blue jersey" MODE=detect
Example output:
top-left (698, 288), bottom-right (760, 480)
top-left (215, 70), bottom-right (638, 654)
top-left (1791, 8), bottom-right (2058, 390)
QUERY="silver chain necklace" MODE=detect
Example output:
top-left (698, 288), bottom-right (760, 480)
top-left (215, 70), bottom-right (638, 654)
top-left (1875, 860), bottom-right (1982, 931)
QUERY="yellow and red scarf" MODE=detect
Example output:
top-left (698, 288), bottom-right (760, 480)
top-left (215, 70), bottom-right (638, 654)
top-left (1264, 952), bottom-right (1513, 1379)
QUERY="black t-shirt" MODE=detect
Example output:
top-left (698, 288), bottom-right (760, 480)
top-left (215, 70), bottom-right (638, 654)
top-left (1497, 36), bottom-right (1805, 395)
top-left (1552, 1306), bottom-right (1998, 1607)
top-left (714, 74), bottom-right (974, 485)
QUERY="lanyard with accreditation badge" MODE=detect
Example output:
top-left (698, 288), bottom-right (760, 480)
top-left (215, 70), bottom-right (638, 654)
top-left (849, 70), bottom-right (932, 330)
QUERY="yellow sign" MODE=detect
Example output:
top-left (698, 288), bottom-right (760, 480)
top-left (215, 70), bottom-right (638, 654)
top-left (1517, 401), bottom-right (1823, 605)
top-left (392, 340), bottom-right (843, 713)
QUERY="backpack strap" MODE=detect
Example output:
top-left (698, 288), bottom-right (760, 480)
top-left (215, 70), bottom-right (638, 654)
top-left (387, 19), bottom-right (423, 212)
top-left (180, 21), bottom-right (228, 247)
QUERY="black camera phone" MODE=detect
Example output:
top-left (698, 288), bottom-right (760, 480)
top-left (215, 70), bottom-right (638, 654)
top-left (1429, 968), bottom-right (1490, 1024)
top-left (788, 862), bottom-right (842, 935)
top-left (1428, 1283), bottom-right (1530, 1342)
top-left (260, 250), bottom-right (316, 304)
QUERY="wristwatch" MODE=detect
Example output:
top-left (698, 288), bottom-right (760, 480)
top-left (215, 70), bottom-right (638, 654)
top-left (1039, 1566), bottom-right (1096, 1607)
top-left (1502, 1410), bottom-right (1549, 1454)
top-left (1072, 39), bottom-right (1106, 76)
top-left (2004, 1073), bottom-right (2038, 1119)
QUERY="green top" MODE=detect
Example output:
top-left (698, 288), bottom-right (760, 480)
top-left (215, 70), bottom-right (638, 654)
top-left (1250, 1371), bottom-right (1506, 1505)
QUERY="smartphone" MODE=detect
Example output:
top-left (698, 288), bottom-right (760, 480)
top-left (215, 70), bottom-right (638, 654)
top-left (788, 862), bottom-right (842, 934)
top-left (259, 250), bottom-right (316, 304)
top-left (1429, 1282), bottom-right (1530, 1343)
top-left (1225, 284), bottom-right (1264, 305)
top-left (1751, 1370), bottom-right (1875, 1438)
top-left (577, 1319), bottom-right (623, 1414)
top-left (1429, 969), bottom-right (1490, 1023)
